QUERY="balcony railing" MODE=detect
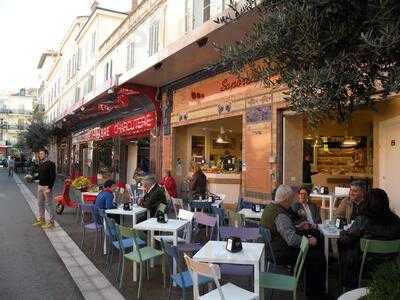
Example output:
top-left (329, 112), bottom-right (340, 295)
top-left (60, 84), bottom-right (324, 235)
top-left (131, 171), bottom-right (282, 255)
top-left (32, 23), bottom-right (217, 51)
top-left (0, 109), bottom-right (32, 115)
top-left (0, 124), bottom-right (27, 130)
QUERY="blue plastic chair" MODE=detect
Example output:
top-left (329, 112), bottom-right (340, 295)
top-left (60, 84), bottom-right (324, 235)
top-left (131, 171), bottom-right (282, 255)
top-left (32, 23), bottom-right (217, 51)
top-left (260, 227), bottom-right (277, 271)
top-left (80, 203), bottom-right (102, 256)
top-left (161, 238), bottom-right (212, 300)
top-left (104, 217), bottom-right (146, 282)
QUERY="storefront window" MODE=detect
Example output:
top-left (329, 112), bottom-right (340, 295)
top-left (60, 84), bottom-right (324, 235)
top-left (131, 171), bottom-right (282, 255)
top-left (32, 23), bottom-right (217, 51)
top-left (95, 140), bottom-right (113, 182)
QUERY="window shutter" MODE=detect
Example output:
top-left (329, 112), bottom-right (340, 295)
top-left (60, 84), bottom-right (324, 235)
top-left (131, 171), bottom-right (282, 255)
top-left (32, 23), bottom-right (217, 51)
top-left (126, 44), bottom-right (130, 70)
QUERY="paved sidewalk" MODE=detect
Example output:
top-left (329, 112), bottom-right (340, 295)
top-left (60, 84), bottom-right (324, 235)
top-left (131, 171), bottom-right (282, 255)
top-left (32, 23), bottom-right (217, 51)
top-left (0, 169), bottom-right (83, 300)
top-left (14, 173), bottom-right (125, 300)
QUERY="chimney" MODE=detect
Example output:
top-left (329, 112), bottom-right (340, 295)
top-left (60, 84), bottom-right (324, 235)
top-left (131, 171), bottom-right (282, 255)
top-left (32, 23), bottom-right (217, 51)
top-left (131, 0), bottom-right (138, 12)
top-left (91, 1), bottom-right (99, 13)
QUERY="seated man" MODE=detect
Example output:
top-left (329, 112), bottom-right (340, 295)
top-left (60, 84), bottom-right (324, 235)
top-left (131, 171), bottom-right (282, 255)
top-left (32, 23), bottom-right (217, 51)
top-left (94, 180), bottom-right (119, 223)
top-left (260, 184), bottom-right (326, 298)
top-left (94, 180), bottom-right (117, 210)
top-left (336, 180), bottom-right (366, 224)
top-left (139, 175), bottom-right (167, 217)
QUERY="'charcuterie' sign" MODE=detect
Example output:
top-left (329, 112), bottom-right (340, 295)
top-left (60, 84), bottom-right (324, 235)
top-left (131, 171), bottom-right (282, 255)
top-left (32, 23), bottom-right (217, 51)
top-left (72, 112), bottom-right (155, 143)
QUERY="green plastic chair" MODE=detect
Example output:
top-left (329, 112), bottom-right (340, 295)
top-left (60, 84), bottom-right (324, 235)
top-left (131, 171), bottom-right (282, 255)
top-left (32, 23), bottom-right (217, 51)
top-left (358, 238), bottom-right (400, 287)
top-left (259, 236), bottom-right (309, 300)
top-left (228, 212), bottom-right (246, 227)
top-left (117, 224), bottom-right (165, 299)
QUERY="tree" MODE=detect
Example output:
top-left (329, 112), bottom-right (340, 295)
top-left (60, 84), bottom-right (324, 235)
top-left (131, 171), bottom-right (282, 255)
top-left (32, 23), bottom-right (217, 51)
top-left (22, 105), bottom-right (51, 152)
top-left (215, 0), bottom-right (400, 125)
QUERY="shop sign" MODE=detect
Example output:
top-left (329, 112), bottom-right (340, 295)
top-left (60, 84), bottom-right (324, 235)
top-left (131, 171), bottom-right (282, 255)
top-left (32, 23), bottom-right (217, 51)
top-left (73, 112), bottom-right (155, 143)
top-left (246, 105), bottom-right (272, 124)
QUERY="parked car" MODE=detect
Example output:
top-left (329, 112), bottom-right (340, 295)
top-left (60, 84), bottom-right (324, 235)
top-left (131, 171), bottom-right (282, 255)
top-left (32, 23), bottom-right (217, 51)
top-left (0, 158), bottom-right (7, 168)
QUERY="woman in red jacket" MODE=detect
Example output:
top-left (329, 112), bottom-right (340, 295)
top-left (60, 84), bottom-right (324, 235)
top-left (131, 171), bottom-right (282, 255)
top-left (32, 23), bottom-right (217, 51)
top-left (161, 170), bottom-right (177, 198)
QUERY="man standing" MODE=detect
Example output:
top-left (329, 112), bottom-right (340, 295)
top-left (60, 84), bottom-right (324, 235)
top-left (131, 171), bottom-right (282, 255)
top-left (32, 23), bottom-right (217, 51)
top-left (7, 156), bottom-right (15, 177)
top-left (139, 175), bottom-right (167, 217)
top-left (32, 148), bottom-right (56, 229)
top-left (303, 153), bottom-right (318, 184)
top-left (335, 180), bottom-right (366, 223)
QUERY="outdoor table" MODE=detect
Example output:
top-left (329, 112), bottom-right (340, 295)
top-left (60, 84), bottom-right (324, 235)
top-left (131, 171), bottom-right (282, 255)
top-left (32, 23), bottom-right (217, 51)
top-left (105, 205), bottom-right (149, 281)
top-left (132, 218), bottom-right (190, 283)
top-left (338, 287), bottom-right (369, 300)
top-left (238, 208), bottom-right (263, 220)
top-left (310, 193), bottom-right (342, 220)
top-left (318, 223), bottom-right (340, 293)
top-left (193, 240), bottom-right (265, 298)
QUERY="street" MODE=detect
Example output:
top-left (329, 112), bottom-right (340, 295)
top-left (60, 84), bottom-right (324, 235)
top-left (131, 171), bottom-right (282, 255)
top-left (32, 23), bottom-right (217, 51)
top-left (0, 169), bottom-right (83, 300)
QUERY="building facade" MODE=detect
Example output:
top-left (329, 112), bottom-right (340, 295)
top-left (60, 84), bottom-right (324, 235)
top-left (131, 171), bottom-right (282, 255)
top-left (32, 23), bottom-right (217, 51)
top-left (0, 89), bottom-right (35, 148)
top-left (38, 0), bottom-right (400, 213)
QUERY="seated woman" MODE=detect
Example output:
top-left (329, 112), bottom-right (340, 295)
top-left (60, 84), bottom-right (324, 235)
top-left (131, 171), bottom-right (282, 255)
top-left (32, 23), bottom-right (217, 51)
top-left (291, 186), bottom-right (321, 228)
top-left (339, 188), bottom-right (400, 289)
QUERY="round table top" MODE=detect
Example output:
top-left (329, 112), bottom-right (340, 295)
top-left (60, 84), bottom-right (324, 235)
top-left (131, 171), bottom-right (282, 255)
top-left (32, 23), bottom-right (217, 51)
top-left (338, 288), bottom-right (369, 300)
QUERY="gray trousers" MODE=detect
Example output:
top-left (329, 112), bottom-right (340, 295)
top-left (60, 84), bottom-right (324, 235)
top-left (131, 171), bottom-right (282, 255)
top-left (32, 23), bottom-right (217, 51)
top-left (38, 185), bottom-right (55, 221)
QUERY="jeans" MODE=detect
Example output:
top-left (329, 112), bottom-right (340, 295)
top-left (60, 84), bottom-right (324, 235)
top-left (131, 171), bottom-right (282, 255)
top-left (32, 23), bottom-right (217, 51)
top-left (38, 185), bottom-right (55, 222)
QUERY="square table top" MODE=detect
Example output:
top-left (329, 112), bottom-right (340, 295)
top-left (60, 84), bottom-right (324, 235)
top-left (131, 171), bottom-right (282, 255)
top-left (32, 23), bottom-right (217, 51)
top-left (105, 205), bottom-right (147, 216)
top-left (238, 208), bottom-right (263, 219)
top-left (132, 218), bottom-right (189, 232)
top-left (193, 241), bottom-right (265, 265)
top-left (318, 223), bottom-right (341, 238)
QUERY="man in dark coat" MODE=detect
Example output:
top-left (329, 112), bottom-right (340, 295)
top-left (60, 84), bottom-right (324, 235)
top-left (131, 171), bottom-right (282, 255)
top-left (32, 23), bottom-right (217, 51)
top-left (190, 165), bottom-right (207, 199)
top-left (140, 175), bottom-right (167, 217)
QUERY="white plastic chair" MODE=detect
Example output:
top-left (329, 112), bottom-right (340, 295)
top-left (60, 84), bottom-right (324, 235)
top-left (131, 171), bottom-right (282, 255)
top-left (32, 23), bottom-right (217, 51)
top-left (334, 187), bottom-right (350, 207)
top-left (153, 209), bottom-right (194, 244)
top-left (184, 254), bottom-right (257, 300)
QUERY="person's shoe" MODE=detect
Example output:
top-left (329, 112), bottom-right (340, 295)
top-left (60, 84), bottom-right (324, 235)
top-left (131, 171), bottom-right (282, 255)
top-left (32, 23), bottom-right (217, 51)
top-left (41, 221), bottom-right (55, 229)
top-left (32, 217), bottom-right (45, 227)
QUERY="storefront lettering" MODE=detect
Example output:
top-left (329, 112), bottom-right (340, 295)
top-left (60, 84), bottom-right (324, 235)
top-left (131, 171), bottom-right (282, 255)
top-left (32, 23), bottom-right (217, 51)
top-left (73, 112), bottom-right (156, 143)
top-left (220, 77), bottom-right (256, 92)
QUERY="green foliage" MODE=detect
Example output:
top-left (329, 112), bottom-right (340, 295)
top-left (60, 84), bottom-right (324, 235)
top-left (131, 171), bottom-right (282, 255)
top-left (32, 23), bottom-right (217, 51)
top-left (367, 261), bottom-right (400, 300)
top-left (215, 0), bottom-right (400, 126)
top-left (22, 108), bottom-right (51, 152)
top-left (71, 176), bottom-right (91, 190)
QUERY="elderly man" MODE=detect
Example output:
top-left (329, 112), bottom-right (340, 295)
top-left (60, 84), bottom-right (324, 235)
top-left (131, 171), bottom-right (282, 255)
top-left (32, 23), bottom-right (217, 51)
top-left (139, 175), bottom-right (167, 217)
top-left (260, 184), bottom-right (326, 298)
top-left (336, 180), bottom-right (366, 223)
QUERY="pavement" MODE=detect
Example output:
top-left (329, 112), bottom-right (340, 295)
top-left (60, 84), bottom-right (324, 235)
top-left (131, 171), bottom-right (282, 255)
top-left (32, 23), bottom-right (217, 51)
top-left (0, 169), bottom-right (83, 300)
top-left (2, 169), bottom-right (341, 300)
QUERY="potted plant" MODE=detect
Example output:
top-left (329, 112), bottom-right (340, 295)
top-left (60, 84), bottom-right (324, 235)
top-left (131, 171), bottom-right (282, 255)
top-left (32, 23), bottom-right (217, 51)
top-left (365, 261), bottom-right (400, 300)
top-left (71, 176), bottom-right (91, 191)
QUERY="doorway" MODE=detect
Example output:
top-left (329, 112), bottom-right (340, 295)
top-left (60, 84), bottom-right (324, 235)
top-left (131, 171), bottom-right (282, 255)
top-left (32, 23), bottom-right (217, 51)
top-left (379, 116), bottom-right (400, 214)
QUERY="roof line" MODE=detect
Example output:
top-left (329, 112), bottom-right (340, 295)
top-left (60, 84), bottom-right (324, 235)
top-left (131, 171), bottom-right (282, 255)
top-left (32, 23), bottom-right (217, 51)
top-left (75, 6), bottom-right (129, 41)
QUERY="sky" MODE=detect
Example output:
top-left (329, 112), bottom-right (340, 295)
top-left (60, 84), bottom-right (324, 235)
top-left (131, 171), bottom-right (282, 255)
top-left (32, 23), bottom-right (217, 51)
top-left (0, 0), bottom-right (130, 93)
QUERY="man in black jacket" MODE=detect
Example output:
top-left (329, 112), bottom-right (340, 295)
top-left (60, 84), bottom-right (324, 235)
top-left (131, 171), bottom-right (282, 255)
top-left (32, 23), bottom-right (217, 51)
top-left (32, 148), bottom-right (56, 229)
top-left (139, 175), bottom-right (167, 217)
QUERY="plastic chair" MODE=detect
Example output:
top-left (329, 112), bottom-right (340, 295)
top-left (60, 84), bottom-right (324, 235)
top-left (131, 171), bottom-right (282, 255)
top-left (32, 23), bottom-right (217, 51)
top-left (117, 224), bottom-right (165, 299)
top-left (259, 236), bottom-right (310, 300)
top-left (171, 197), bottom-right (187, 216)
top-left (184, 254), bottom-right (257, 300)
top-left (228, 212), bottom-right (246, 227)
top-left (212, 207), bottom-right (228, 226)
top-left (79, 204), bottom-right (102, 256)
top-left (161, 239), bottom-right (212, 300)
top-left (177, 212), bottom-right (218, 254)
top-left (259, 227), bottom-right (277, 270)
top-left (104, 217), bottom-right (145, 281)
top-left (358, 238), bottom-right (400, 287)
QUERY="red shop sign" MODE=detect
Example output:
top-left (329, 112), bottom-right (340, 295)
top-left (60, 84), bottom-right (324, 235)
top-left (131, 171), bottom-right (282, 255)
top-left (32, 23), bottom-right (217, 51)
top-left (73, 112), bottom-right (156, 143)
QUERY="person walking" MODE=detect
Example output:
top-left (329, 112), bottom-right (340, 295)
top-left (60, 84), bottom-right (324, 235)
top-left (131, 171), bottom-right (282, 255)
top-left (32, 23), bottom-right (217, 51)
top-left (7, 156), bottom-right (15, 177)
top-left (32, 148), bottom-right (56, 229)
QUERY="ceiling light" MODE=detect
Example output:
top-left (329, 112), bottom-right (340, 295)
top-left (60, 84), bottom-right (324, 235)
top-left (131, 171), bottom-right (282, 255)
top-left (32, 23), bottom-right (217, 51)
top-left (342, 137), bottom-right (358, 147)
top-left (107, 88), bottom-right (114, 94)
